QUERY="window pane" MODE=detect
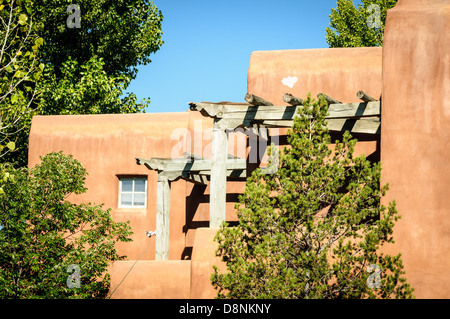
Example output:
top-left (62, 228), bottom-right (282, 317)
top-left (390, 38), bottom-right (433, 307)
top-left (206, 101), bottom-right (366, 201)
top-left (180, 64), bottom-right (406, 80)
top-left (120, 194), bottom-right (132, 207)
top-left (133, 193), bottom-right (146, 207)
top-left (121, 179), bottom-right (133, 192)
top-left (134, 179), bottom-right (146, 192)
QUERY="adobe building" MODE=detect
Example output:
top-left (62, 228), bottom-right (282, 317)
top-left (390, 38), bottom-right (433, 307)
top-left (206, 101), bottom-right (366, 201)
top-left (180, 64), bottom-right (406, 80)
top-left (28, 0), bottom-right (450, 298)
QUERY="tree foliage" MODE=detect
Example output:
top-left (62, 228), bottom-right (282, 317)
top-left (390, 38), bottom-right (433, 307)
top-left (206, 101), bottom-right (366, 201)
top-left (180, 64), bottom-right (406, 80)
top-left (31, 0), bottom-right (164, 80)
top-left (39, 56), bottom-right (149, 115)
top-left (0, 152), bottom-right (132, 298)
top-left (1, 0), bottom-right (164, 167)
top-left (0, 0), bottom-right (158, 298)
top-left (326, 0), bottom-right (397, 47)
top-left (212, 95), bottom-right (414, 299)
top-left (0, 0), bottom-right (43, 159)
top-left (33, 0), bottom-right (164, 115)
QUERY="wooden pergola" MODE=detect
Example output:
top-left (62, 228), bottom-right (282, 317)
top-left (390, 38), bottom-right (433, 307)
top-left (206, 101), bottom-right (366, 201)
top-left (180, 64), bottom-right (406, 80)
top-left (136, 153), bottom-right (246, 260)
top-left (137, 91), bottom-right (381, 260)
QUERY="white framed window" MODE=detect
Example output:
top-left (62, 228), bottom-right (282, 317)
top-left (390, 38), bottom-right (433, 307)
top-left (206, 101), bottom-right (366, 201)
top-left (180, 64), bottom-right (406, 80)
top-left (118, 177), bottom-right (147, 208)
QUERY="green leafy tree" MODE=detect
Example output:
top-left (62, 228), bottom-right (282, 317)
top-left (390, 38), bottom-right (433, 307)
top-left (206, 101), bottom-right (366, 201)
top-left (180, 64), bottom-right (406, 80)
top-left (326, 0), bottom-right (397, 47)
top-left (0, 162), bottom-right (13, 195)
top-left (212, 94), bottom-right (414, 299)
top-left (39, 56), bottom-right (149, 115)
top-left (0, 152), bottom-right (132, 298)
top-left (34, 0), bottom-right (164, 115)
top-left (2, 0), bottom-right (164, 167)
top-left (31, 0), bottom-right (163, 80)
top-left (0, 0), bottom-right (44, 159)
top-left (33, 0), bottom-right (163, 116)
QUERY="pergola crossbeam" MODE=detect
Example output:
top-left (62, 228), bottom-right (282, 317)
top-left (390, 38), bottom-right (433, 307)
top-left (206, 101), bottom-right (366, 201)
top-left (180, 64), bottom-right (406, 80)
top-left (261, 118), bottom-right (381, 134)
top-left (136, 156), bottom-right (246, 173)
top-left (189, 101), bottom-right (380, 122)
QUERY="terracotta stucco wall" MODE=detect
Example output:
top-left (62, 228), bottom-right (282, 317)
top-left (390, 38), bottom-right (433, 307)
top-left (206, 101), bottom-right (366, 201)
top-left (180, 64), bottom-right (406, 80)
top-left (28, 111), bottom-right (248, 298)
top-left (28, 111), bottom-right (247, 262)
top-left (28, 112), bottom-right (193, 260)
top-left (189, 227), bottom-right (225, 299)
top-left (247, 47), bottom-right (383, 161)
top-left (381, 0), bottom-right (450, 298)
top-left (108, 260), bottom-right (191, 299)
top-left (248, 47), bottom-right (382, 105)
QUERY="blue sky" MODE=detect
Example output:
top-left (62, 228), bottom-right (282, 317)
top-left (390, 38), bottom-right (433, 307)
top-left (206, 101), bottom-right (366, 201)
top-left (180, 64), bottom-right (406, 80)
top-left (125, 0), bottom-right (354, 113)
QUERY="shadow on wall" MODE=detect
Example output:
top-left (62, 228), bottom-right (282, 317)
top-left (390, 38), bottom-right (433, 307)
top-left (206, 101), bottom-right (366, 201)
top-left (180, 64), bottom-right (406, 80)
top-left (183, 183), bottom-right (240, 260)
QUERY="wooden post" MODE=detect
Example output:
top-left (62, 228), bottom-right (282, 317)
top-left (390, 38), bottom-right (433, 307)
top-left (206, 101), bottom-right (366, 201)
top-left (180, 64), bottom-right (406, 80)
top-left (155, 174), bottom-right (171, 260)
top-left (210, 119), bottom-right (228, 228)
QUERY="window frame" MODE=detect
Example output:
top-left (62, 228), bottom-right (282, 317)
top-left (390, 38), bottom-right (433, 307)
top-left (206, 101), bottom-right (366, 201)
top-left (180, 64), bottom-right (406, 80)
top-left (118, 176), bottom-right (148, 209)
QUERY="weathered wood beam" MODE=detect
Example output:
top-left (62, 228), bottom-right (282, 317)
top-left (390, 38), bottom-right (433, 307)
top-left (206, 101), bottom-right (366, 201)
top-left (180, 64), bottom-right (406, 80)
top-left (244, 93), bottom-right (274, 106)
top-left (202, 101), bottom-right (250, 106)
top-left (210, 119), bottom-right (228, 228)
top-left (282, 93), bottom-right (303, 106)
top-left (136, 156), bottom-right (246, 173)
top-left (189, 102), bottom-right (224, 117)
top-left (326, 101), bottom-right (380, 118)
top-left (155, 174), bottom-right (170, 260)
top-left (136, 157), bottom-right (168, 171)
top-left (248, 123), bottom-right (269, 140)
top-left (189, 101), bottom-right (380, 121)
top-left (356, 90), bottom-right (378, 102)
top-left (182, 151), bottom-right (207, 162)
top-left (180, 172), bottom-right (209, 185)
top-left (184, 169), bottom-right (246, 179)
top-left (327, 118), bottom-right (380, 135)
top-left (260, 118), bottom-right (381, 135)
top-left (254, 120), bottom-right (292, 128)
top-left (317, 93), bottom-right (342, 105)
top-left (190, 102), bottom-right (296, 120)
top-left (138, 156), bottom-right (246, 178)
